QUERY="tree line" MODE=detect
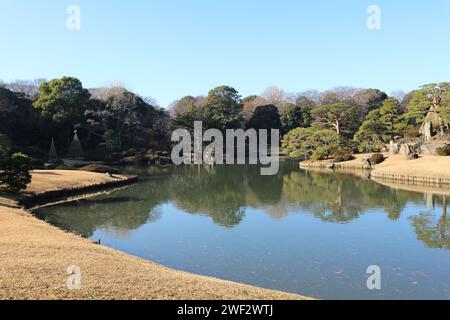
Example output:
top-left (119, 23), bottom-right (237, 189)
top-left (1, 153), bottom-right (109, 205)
top-left (171, 83), bottom-right (450, 160)
top-left (1, 77), bottom-right (449, 170)
top-left (0, 77), bottom-right (171, 166)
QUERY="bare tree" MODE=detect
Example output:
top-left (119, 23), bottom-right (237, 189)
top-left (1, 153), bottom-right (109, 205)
top-left (169, 95), bottom-right (206, 117)
top-left (390, 90), bottom-right (407, 102)
top-left (260, 86), bottom-right (287, 110)
top-left (351, 88), bottom-right (388, 115)
top-left (1, 79), bottom-right (45, 97)
top-left (299, 89), bottom-right (321, 104)
top-left (143, 96), bottom-right (159, 108)
top-left (242, 95), bottom-right (268, 120)
top-left (319, 87), bottom-right (358, 104)
top-left (89, 86), bottom-right (128, 101)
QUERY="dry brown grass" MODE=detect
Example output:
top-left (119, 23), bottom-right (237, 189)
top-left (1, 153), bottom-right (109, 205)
top-left (371, 154), bottom-right (450, 179)
top-left (300, 153), bottom-right (450, 197)
top-left (25, 170), bottom-right (128, 195)
top-left (0, 170), bottom-right (309, 300)
top-left (302, 154), bottom-right (450, 179)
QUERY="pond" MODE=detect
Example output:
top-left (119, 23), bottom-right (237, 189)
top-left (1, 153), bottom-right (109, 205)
top-left (34, 160), bottom-right (450, 300)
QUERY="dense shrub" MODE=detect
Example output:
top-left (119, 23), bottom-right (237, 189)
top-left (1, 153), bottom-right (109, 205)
top-left (334, 155), bottom-right (344, 163)
top-left (436, 145), bottom-right (450, 156)
top-left (0, 152), bottom-right (32, 191)
top-left (369, 153), bottom-right (385, 165)
top-left (80, 164), bottom-right (122, 174)
top-left (282, 127), bottom-right (340, 159)
top-left (334, 154), bottom-right (355, 163)
top-left (332, 149), bottom-right (355, 163)
top-left (311, 147), bottom-right (330, 161)
top-left (344, 154), bottom-right (355, 161)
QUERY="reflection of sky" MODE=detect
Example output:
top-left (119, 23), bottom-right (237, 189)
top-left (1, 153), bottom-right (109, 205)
top-left (92, 201), bottom-right (450, 300)
top-left (35, 163), bottom-right (450, 299)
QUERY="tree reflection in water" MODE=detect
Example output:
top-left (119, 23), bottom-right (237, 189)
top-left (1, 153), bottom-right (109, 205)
top-left (34, 161), bottom-right (449, 249)
top-left (409, 196), bottom-right (449, 249)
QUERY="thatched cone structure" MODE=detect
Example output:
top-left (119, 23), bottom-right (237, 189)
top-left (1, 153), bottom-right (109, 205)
top-left (65, 130), bottom-right (85, 159)
top-left (48, 138), bottom-right (59, 162)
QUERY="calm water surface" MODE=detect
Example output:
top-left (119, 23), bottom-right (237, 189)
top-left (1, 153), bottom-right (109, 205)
top-left (34, 161), bottom-right (450, 299)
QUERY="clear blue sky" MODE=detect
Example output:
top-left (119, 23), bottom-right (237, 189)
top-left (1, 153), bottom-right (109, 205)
top-left (1, 0), bottom-right (449, 107)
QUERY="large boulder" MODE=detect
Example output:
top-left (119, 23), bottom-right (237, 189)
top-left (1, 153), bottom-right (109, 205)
top-left (387, 140), bottom-right (400, 154)
top-left (361, 158), bottom-right (372, 169)
top-left (399, 143), bottom-right (412, 155)
top-left (420, 141), bottom-right (450, 155)
top-left (399, 142), bottom-right (421, 156)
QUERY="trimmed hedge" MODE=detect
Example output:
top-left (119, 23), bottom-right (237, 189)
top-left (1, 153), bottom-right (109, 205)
top-left (333, 149), bottom-right (355, 163)
top-left (334, 154), bottom-right (355, 163)
top-left (369, 153), bottom-right (385, 165)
